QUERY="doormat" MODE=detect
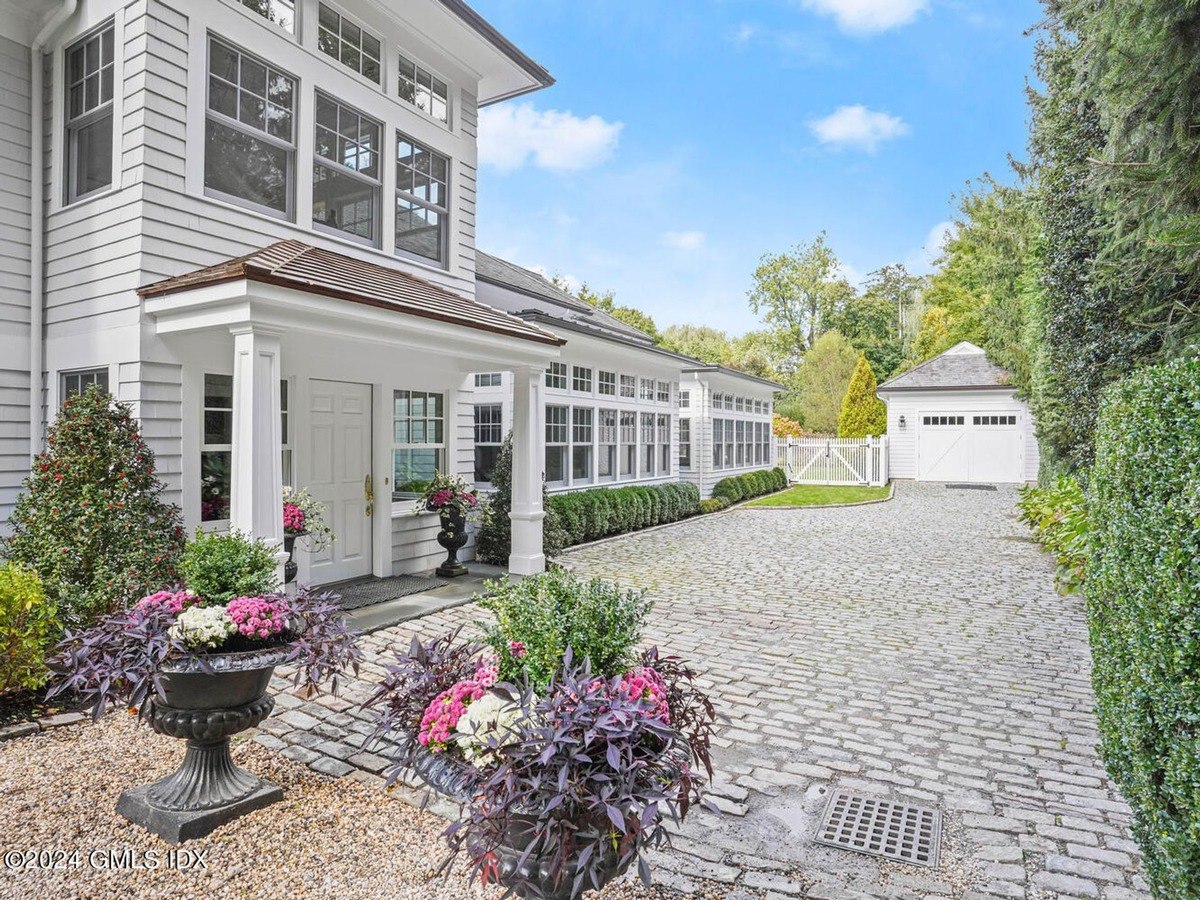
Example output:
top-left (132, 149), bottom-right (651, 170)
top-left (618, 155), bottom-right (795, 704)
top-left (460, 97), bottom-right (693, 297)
top-left (334, 575), bottom-right (447, 611)
top-left (945, 483), bottom-right (998, 491)
top-left (813, 791), bottom-right (941, 868)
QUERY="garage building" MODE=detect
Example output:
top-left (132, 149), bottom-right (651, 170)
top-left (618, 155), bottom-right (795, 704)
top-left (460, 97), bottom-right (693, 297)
top-left (877, 342), bottom-right (1039, 484)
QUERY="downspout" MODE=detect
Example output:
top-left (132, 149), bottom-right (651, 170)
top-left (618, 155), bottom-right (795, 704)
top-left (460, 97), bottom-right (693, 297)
top-left (29, 0), bottom-right (78, 458)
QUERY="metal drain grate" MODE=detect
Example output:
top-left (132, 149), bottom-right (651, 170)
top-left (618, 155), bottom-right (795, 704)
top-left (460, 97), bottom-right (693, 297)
top-left (813, 792), bottom-right (941, 867)
top-left (945, 483), bottom-right (998, 491)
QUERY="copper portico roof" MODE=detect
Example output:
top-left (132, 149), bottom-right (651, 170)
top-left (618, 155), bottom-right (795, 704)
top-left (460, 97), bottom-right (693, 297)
top-left (138, 240), bottom-right (565, 347)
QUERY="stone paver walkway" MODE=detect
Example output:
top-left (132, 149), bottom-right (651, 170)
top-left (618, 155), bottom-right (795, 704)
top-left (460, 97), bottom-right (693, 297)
top-left (263, 483), bottom-right (1147, 899)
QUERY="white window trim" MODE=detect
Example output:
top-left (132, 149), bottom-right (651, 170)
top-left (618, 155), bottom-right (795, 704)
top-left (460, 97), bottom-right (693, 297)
top-left (395, 48), bottom-right (453, 128)
top-left (316, 1), bottom-right (383, 87)
top-left (312, 91), bottom-right (383, 247)
top-left (392, 389), bottom-right (447, 499)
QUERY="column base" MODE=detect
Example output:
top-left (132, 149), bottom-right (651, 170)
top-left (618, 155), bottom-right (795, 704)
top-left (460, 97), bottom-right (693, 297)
top-left (507, 553), bottom-right (546, 576)
top-left (117, 779), bottom-right (283, 844)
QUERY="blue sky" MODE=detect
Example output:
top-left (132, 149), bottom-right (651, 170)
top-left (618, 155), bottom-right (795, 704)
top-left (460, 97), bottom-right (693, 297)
top-left (471, 0), bottom-right (1042, 335)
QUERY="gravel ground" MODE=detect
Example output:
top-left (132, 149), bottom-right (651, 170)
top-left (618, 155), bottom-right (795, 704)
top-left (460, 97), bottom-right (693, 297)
top-left (0, 715), bottom-right (709, 900)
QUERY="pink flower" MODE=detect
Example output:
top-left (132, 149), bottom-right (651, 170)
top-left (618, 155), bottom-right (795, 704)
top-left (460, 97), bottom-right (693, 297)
top-left (474, 652), bottom-right (499, 688)
top-left (618, 666), bottom-right (670, 723)
top-left (225, 596), bottom-right (287, 640)
top-left (508, 641), bottom-right (527, 660)
top-left (134, 590), bottom-right (195, 617)
top-left (283, 502), bottom-right (306, 534)
top-left (419, 679), bottom-right (485, 752)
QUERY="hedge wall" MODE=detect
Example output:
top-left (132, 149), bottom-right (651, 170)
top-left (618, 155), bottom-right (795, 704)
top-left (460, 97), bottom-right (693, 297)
top-left (549, 482), bottom-right (701, 548)
top-left (711, 467), bottom-right (787, 505)
top-left (1088, 355), bottom-right (1200, 896)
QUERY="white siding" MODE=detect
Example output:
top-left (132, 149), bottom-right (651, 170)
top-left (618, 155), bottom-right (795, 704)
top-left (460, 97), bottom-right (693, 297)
top-left (684, 373), bottom-right (778, 498)
top-left (117, 360), bottom-right (183, 507)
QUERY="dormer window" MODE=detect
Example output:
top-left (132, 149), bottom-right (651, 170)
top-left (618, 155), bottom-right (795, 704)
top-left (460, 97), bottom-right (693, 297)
top-left (397, 53), bottom-right (449, 124)
top-left (318, 4), bottom-right (382, 84)
top-left (239, 0), bottom-right (295, 33)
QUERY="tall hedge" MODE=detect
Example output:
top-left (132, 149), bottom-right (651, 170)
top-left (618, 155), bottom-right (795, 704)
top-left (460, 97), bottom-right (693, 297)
top-left (549, 482), bottom-right (700, 548)
top-left (837, 355), bottom-right (887, 438)
top-left (1088, 355), bottom-right (1200, 896)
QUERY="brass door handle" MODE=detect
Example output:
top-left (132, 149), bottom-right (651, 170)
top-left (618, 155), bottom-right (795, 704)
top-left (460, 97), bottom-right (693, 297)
top-left (364, 473), bottom-right (374, 517)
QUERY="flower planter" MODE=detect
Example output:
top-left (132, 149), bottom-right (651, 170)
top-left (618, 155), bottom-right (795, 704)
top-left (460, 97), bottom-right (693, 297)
top-left (431, 505), bottom-right (469, 578)
top-left (283, 532), bottom-right (305, 584)
top-left (115, 646), bottom-right (290, 843)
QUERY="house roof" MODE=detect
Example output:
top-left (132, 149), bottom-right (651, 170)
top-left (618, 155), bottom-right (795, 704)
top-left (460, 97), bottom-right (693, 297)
top-left (137, 240), bottom-right (565, 347)
top-left (877, 341), bottom-right (1013, 392)
top-left (681, 364), bottom-right (785, 391)
top-left (475, 251), bottom-right (658, 346)
top-left (440, 1), bottom-right (554, 103)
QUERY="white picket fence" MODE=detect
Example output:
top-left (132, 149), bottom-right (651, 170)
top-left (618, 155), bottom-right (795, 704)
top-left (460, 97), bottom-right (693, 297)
top-left (777, 436), bottom-right (890, 487)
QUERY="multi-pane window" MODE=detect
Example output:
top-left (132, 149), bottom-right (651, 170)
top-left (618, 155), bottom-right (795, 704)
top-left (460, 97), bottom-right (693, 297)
top-left (281, 379), bottom-right (292, 486)
top-left (658, 414), bottom-right (670, 472)
top-left (397, 53), bottom-right (449, 124)
top-left (640, 413), bottom-right (656, 475)
top-left (201, 374), bottom-right (233, 522)
top-left (65, 24), bottom-right (115, 204)
top-left (572, 408), bottom-right (593, 483)
top-left (724, 418), bottom-right (735, 468)
top-left (922, 415), bottom-right (965, 426)
top-left (735, 397), bottom-right (745, 412)
top-left (973, 414), bottom-right (1018, 426)
top-left (679, 419), bottom-right (691, 469)
top-left (474, 403), bottom-right (503, 483)
top-left (393, 390), bottom-right (444, 496)
top-left (639, 378), bottom-right (655, 401)
top-left (712, 393), bottom-right (723, 410)
top-left (735, 420), bottom-right (746, 466)
top-left (396, 134), bottom-right (449, 263)
top-left (545, 362), bottom-right (567, 390)
top-left (205, 37), bottom-right (296, 216)
top-left (239, 0), bottom-right (295, 32)
top-left (598, 409), bottom-right (617, 481)
top-left (619, 411), bottom-right (636, 477)
top-left (318, 4), bottom-right (381, 83)
top-left (679, 390), bottom-right (690, 408)
top-left (545, 406), bottom-right (568, 484)
top-left (724, 394), bottom-right (734, 411)
top-left (313, 93), bottom-right (381, 243)
top-left (657, 381), bottom-right (670, 403)
top-left (572, 366), bottom-right (592, 393)
top-left (474, 372), bottom-right (502, 388)
top-left (61, 367), bottom-right (109, 404)
top-left (620, 375), bottom-right (636, 398)
top-left (713, 419), bottom-right (724, 469)
top-left (598, 371), bottom-right (616, 396)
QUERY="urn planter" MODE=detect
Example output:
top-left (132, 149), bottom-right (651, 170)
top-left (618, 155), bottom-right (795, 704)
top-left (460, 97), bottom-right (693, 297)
top-left (431, 505), bottom-right (469, 578)
top-left (116, 646), bottom-right (290, 843)
top-left (282, 532), bottom-right (305, 584)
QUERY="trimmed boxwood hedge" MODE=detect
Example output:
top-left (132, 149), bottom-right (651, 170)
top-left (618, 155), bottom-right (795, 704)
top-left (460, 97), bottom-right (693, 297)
top-left (1087, 355), bottom-right (1200, 897)
top-left (549, 482), bottom-right (701, 548)
top-left (710, 467), bottom-right (787, 505)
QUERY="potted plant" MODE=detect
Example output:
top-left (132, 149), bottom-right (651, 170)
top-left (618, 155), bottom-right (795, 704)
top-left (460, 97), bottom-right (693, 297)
top-left (415, 472), bottom-right (479, 578)
top-left (365, 570), bottom-right (716, 899)
top-left (46, 530), bottom-right (361, 843)
top-left (282, 486), bottom-right (336, 584)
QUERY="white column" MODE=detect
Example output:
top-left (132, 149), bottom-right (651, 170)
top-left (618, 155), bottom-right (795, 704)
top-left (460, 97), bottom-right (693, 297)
top-left (509, 365), bottom-right (546, 576)
top-left (229, 326), bottom-right (288, 581)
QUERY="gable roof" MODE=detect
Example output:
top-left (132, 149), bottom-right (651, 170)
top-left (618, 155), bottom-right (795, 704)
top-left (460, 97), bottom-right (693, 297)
top-left (138, 240), bottom-right (564, 347)
top-left (877, 341), bottom-right (1013, 392)
top-left (475, 251), bottom-right (658, 346)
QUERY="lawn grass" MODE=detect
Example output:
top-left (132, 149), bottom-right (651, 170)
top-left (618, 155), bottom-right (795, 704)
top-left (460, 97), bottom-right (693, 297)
top-left (745, 484), bottom-right (892, 508)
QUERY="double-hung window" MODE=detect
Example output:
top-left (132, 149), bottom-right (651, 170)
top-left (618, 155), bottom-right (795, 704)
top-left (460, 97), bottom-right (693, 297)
top-left (201, 374), bottom-right (234, 523)
top-left (397, 54), bottom-right (449, 124)
top-left (619, 411), bottom-right (636, 478)
top-left (572, 366), bottom-right (592, 393)
top-left (473, 403), bottom-right (503, 483)
top-left (314, 93), bottom-right (381, 244)
top-left (679, 419), bottom-right (691, 469)
top-left (545, 363), bottom-right (567, 390)
top-left (64, 24), bottom-right (115, 204)
top-left (656, 381), bottom-right (670, 404)
top-left (712, 420), bottom-right (724, 470)
top-left (639, 378), bottom-right (655, 401)
top-left (640, 413), bottom-right (656, 475)
top-left (393, 390), bottom-right (444, 497)
top-left (318, 4), bottom-right (381, 83)
top-left (239, 0), bottom-right (295, 32)
top-left (598, 409), bottom-right (617, 481)
top-left (724, 419), bottom-right (735, 468)
top-left (205, 37), bottom-right (295, 217)
top-left (679, 390), bottom-right (690, 409)
top-left (395, 134), bottom-right (449, 264)
top-left (572, 408), bottom-right (593, 483)
top-left (620, 375), bottom-right (636, 399)
top-left (658, 414), bottom-right (670, 472)
top-left (545, 406), bottom-right (568, 485)
top-left (598, 371), bottom-right (616, 396)
top-left (61, 367), bottom-right (109, 404)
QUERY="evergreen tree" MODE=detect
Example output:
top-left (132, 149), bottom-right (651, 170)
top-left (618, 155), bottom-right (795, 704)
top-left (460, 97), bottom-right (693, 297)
top-left (475, 433), bottom-right (564, 565)
top-left (837, 356), bottom-right (887, 438)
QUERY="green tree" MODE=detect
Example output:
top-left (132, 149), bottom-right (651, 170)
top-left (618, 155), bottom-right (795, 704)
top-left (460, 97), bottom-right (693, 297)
top-left (825, 291), bottom-right (904, 380)
top-left (659, 324), bottom-right (733, 364)
top-left (837, 356), bottom-right (887, 438)
top-left (790, 330), bottom-right (859, 435)
top-left (570, 281), bottom-right (662, 343)
top-left (747, 232), bottom-right (855, 352)
top-left (2, 387), bottom-right (185, 629)
top-left (475, 433), bottom-right (564, 565)
top-left (906, 306), bottom-right (954, 364)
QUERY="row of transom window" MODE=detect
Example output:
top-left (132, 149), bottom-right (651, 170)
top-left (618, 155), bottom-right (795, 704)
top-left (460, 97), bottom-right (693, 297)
top-left (545, 364), bottom-right (675, 404)
top-left (709, 392), bottom-right (771, 415)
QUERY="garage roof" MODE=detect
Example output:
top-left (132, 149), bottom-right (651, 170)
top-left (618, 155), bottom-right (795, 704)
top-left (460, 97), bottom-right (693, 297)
top-left (878, 342), bottom-right (1013, 392)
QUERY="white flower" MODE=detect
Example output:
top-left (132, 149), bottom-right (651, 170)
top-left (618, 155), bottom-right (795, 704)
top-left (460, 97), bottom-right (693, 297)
top-left (454, 691), bottom-right (528, 768)
top-left (169, 605), bottom-right (236, 650)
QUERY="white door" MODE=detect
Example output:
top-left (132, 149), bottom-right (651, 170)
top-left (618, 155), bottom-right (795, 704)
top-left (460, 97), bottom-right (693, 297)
top-left (917, 411), bottom-right (1022, 483)
top-left (307, 380), bottom-right (373, 584)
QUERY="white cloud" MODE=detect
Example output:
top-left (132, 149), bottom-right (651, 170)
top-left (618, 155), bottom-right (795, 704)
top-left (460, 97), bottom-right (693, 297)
top-left (801, 0), bottom-right (929, 34)
top-left (478, 103), bottom-right (623, 173)
top-left (661, 230), bottom-right (707, 251)
top-left (733, 22), bottom-right (759, 46)
top-left (908, 220), bottom-right (955, 272)
top-left (808, 104), bottom-right (910, 153)
top-left (837, 262), bottom-right (867, 288)
top-left (526, 264), bottom-right (582, 294)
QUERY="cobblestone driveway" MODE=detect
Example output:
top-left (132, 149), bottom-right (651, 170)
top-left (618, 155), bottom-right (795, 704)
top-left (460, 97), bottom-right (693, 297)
top-left (271, 483), bottom-right (1146, 899)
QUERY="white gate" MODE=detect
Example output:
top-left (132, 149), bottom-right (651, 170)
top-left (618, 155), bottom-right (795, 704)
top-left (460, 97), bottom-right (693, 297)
top-left (778, 436), bottom-right (890, 486)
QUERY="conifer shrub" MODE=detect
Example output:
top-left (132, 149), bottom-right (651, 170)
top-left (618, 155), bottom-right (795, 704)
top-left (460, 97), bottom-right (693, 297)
top-left (837, 355), bottom-right (888, 438)
top-left (710, 468), bottom-right (784, 505)
top-left (476, 434), bottom-right (565, 566)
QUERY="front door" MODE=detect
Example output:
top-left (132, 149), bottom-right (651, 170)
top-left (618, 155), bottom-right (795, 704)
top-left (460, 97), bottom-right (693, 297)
top-left (307, 380), bottom-right (373, 584)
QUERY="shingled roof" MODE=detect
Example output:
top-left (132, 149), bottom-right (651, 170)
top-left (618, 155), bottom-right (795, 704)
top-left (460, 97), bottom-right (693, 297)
top-left (877, 341), bottom-right (1013, 392)
top-left (138, 240), bottom-right (564, 347)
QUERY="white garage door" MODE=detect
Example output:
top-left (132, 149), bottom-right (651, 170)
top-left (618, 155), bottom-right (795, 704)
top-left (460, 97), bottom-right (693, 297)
top-left (918, 412), bottom-right (1022, 483)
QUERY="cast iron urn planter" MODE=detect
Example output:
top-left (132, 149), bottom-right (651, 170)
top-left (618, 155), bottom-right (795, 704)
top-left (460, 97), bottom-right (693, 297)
top-left (432, 504), bottom-right (469, 578)
top-left (116, 646), bottom-right (290, 843)
top-left (283, 532), bottom-right (305, 584)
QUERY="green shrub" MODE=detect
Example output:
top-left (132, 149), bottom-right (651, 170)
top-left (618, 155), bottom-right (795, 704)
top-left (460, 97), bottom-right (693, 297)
top-left (772, 467), bottom-right (788, 490)
top-left (1018, 475), bottom-right (1088, 593)
top-left (475, 433), bottom-right (565, 565)
top-left (711, 468), bottom-right (783, 506)
top-left (1, 386), bottom-right (184, 629)
top-left (0, 564), bottom-right (59, 694)
top-left (479, 568), bottom-right (651, 693)
top-left (179, 530), bottom-right (279, 605)
top-left (1087, 355), bottom-right (1200, 897)
top-left (700, 497), bottom-right (729, 514)
top-left (543, 482), bottom-right (699, 549)
top-left (838, 355), bottom-right (888, 438)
